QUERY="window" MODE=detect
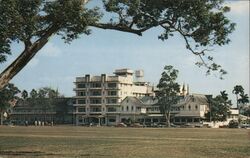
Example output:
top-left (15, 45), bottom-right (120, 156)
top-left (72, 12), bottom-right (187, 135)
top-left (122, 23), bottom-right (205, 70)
top-left (91, 83), bottom-right (102, 88)
top-left (90, 99), bottom-right (102, 104)
top-left (195, 105), bottom-right (198, 110)
top-left (107, 99), bottom-right (117, 104)
top-left (91, 91), bottom-right (101, 96)
top-left (131, 106), bottom-right (134, 111)
top-left (77, 91), bottom-right (86, 96)
top-left (78, 99), bottom-right (86, 104)
top-left (107, 107), bottom-right (117, 112)
top-left (77, 83), bottom-right (86, 88)
top-left (109, 118), bottom-right (116, 122)
top-left (78, 107), bottom-right (85, 112)
top-left (90, 107), bottom-right (101, 112)
top-left (188, 105), bottom-right (191, 110)
top-left (108, 83), bottom-right (117, 88)
top-left (108, 91), bottom-right (117, 96)
top-left (122, 107), bottom-right (124, 111)
top-left (126, 106), bottom-right (129, 111)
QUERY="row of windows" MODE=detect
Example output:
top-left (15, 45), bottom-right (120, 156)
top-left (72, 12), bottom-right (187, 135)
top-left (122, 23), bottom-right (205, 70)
top-left (77, 107), bottom-right (118, 112)
top-left (77, 90), bottom-right (118, 96)
top-left (77, 99), bottom-right (118, 104)
top-left (181, 105), bottom-right (199, 111)
top-left (77, 83), bottom-right (118, 88)
top-left (77, 105), bottom-right (201, 113)
top-left (121, 106), bottom-right (141, 112)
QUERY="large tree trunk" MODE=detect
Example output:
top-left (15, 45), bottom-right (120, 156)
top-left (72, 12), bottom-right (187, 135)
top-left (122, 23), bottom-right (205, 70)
top-left (165, 111), bottom-right (171, 128)
top-left (0, 26), bottom-right (59, 90)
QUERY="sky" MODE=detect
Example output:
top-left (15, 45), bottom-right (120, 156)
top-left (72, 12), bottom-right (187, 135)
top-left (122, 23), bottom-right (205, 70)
top-left (1, 0), bottom-right (249, 106)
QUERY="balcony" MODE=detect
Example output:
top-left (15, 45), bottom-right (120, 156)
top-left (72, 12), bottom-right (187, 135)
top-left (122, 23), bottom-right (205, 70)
top-left (73, 104), bottom-right (86, 107)
top-left (89, 111), bottom-right (102, 114)
top-left (73, 88), bottom-right (87, 91)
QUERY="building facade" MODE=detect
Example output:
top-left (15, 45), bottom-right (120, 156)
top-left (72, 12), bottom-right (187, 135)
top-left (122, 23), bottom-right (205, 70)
top-left (9, 98), bottom-right (74, 125)
top-left (74, 69), bottom-right (154, 125)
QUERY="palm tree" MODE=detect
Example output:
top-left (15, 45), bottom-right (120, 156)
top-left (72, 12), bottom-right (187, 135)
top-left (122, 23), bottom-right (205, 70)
top-left (232, 85), bottom-right (244, 109)
top-left (238, 93), bottom-right (249, 105)
top-left (220, 90), bottom-right (229, 101)
top-left (238, 93), bottom-right (249, 114)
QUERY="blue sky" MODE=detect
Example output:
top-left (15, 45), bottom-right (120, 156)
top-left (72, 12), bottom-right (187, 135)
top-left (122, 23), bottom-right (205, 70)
top-left (1, 1), bottom-right (249, 106)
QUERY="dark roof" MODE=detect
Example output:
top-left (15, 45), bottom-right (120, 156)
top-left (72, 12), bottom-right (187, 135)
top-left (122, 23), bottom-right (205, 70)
top-left (139, 96), bottom-right (158, 105)
top-left (121, 96), bottom-right (145, 106)
top-left (181, 94), bottom-right (208, 105)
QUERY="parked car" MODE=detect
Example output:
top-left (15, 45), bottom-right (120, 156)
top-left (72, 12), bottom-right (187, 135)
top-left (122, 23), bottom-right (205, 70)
top-left (240, 123), bottom-right (250, 129)
top-left (157, 122), bottom-right (167, 128)
top-left (131, 123), bottom-right (143, 128)
top-left (115, 122), bottom-right (127, 127)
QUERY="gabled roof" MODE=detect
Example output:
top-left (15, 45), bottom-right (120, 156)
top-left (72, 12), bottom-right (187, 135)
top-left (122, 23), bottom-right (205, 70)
top-left (180, 94), bottom-right (209, 105)
top-left (120, 96), bottom-right (145, 107)
top-left (139, 96), bottom-right (158, 105)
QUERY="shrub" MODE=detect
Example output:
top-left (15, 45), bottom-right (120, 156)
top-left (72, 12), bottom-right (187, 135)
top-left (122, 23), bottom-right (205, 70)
top-left (228, 120), bottom-right (239, 128)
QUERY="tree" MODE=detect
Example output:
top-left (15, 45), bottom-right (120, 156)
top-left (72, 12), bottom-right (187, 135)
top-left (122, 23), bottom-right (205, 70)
top-left (36, 87), bottom-right (61, 122)
top-left (232, 85), bottom-right (244, 109)
top-left (206, 91), bottom-right (231, 122)
top-left (156, 65), bottom-right (180, 127)
top-left (242, 106), bottom-right (250, 117)
top-left (21, 90), bottom-right (28, 100)
top-left (238, 92), bottom-right (249, 115)
top-left (30, 89), bottom-right (38, 99)
top-left (0, 83), bottom-right (20, 125)
top-left (238, 93), bottom-right (249, 106)
top-left (0, 0), bottom-right (235, 90)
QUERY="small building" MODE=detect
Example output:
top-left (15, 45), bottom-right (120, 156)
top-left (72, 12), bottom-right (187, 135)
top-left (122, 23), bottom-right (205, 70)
top-left (9, 98), bottom-right (74, 125)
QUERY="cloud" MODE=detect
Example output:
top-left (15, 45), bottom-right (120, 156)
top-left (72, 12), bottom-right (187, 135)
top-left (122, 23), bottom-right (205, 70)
top-left (39, 42), bottom-right (62, 57)
top-left (225, 1), bottom-right (249, 15)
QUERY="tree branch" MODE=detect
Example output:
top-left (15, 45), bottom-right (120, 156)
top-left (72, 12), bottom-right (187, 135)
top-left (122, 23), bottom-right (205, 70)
top-left (90, 23), bottom-right (144, 36)
top-left (0, 25), bottom-right (59, 90)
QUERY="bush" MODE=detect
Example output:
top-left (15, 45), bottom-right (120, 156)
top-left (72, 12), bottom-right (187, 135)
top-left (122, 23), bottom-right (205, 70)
top-left (228, 120), bottom-right (239, 128)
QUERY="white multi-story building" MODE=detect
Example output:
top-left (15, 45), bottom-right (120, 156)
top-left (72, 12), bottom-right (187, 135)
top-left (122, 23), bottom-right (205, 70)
top-left (73, 68), bottom-right (154, 125)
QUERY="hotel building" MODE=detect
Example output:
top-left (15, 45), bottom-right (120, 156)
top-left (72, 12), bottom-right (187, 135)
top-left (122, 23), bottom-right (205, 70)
top-left (73, 68), bottom-right (154, 125)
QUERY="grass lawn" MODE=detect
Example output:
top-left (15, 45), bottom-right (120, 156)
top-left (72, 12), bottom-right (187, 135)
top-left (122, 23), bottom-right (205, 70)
top-left (0, 126), bottom-right (249, 158)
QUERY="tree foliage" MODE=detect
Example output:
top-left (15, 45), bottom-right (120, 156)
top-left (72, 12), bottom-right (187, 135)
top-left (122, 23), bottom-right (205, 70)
top-left (0, 83), bottom-right (20, 124)
top-left (232, 85), bottom-right (249, 109)
top-left (206, 90), bottom-right (232, 122)
top-left (156, 65), bottom-right (180, 127)
top-left (0, 83), bottom-right (20, 111)
top-left (21, 90), bottom-right (28, 100)
top-left (0, 0), bottom-right (235, 90)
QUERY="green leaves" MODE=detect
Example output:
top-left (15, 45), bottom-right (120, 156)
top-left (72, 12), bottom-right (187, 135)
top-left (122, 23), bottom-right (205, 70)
top-left (44, 0), bottom-right (100, 43)
top-left (0, 0), bottom-right (101, 64)
top-left (208, 90), bottom-right (232, 122)
top-left (156, 65), bottom-right (180, 111)
top-left (0, 83), bottom-right (20, 111)
top-left (101, 0), bottom-right (235, 78)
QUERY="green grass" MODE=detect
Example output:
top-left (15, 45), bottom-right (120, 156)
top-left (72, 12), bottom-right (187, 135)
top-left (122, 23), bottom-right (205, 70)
top-left (0, 126), bottom-right (249, 158)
